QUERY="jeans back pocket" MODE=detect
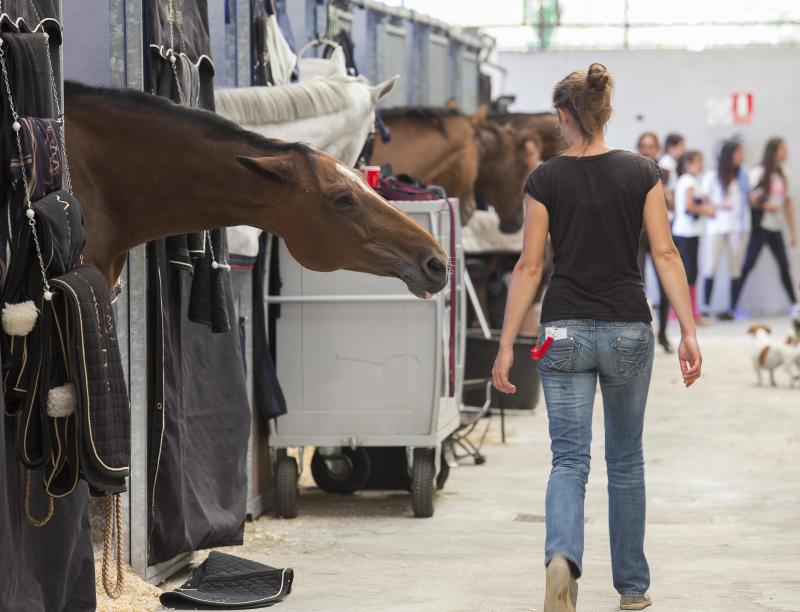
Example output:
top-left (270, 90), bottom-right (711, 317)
top-left (612, 335), bottom-right (651, 379)
top-left (540, 337), bottom-right (578, 372)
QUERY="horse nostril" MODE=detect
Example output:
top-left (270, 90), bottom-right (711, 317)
top-left (425, 256), bottom-right (447, 279)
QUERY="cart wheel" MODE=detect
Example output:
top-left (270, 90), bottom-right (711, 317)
top-left (276, 456), bottom-right (299, 519)
top-left (311, 448), bottom-right (371, 495)
top-left (436, 450), bottom-right (450, 491)
top-left (411, 448), bottom-right (435, 518)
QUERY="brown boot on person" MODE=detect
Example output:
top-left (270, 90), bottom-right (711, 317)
top-left (620, 593), bottom-right (652, 610)
top-left (544, 556), bottom-right (577, 612)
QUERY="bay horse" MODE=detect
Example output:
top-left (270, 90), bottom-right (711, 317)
top-left (369, 106), bottom-right (484, 226)
top-left (474, 121), bottom-right (541, 233)
top-left (370, 107), bottom-right (536, 234)
top-left (63, 82), bottom-right (448, 298)
top-left (489, 111), bottom-right (565, 161)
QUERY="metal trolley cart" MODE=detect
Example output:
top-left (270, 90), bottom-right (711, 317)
top-left (266, 199), bottom-right (465, 518)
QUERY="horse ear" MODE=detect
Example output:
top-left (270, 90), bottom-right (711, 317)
top-left (236, 155), bottom-right (295, 183)
top-left (469, 104), bottom-right (489, 127)
top-left (370, 75), bottom-right (399, 104)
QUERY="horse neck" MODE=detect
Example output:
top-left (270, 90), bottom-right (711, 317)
top-left (68, 101), bottom-right (283, 276)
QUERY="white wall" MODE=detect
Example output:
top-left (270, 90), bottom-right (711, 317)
top-left (499, 47), bottom-right (800, 317)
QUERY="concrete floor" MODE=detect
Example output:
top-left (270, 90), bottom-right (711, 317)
top-left (162, 317), bottom-right (800, 612)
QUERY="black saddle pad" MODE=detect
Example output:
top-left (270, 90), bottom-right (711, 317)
top-left (159, 551), bottom-right (293, 609)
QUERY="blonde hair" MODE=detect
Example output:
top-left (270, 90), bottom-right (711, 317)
top-left (552, 63), bottom-right (614, 141)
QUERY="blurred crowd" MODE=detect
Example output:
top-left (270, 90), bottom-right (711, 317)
top-left (635, 133), bottom-right (797, 352)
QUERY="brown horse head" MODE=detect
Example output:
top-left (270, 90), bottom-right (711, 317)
top-left (237, 150), bottom-right (448, 297)
top-left (475, 121), bottom-right (538, 234)
top-left (63, 81), bottom-right (447, 296)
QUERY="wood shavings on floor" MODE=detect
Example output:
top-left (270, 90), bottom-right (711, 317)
top-left (94, 562), bottom-right (162, 612)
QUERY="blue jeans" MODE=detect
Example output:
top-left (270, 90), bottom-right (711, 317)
top-left (537, 320), bottom-right (654, 597)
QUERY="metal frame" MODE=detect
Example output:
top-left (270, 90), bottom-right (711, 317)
top-left (266, 199), bottom-right (463, 452)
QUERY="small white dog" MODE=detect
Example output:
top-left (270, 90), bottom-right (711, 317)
top-left (747, 324), bottom-right (798, 387)
top-left (783, 332), bottom-right (800, 386)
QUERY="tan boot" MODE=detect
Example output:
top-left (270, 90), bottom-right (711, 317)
top-left (620, 593), bottom-right (652, 610)
top-left (544, 556), bottom-right (577, 612)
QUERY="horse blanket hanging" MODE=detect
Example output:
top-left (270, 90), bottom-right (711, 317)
top-left (0, 8), bottom-right (129, 602)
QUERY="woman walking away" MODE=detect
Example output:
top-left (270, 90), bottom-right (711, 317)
top-left (699, 140), bottom-right (751, 320)
top-left (673, 151), bottom-right (716, 324)
top-left (492, 63), bottom-right (702, 612)
top-left (731, 138), bottom-right (798, 313)
top-left (636, 132), bottom-right (673, 352)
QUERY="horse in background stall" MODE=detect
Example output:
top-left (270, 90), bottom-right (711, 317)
top-left (489, 110), bottom-right (565, 161)
top-left (474, 121), bottom-right (542, 233)
top-left (369, 107), bottom-right (485, 226)
top-left (64, 81), bottom-right (448, 297)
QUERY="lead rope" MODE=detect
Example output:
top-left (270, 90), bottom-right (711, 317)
top-left (167, 1), bottom-right (228, 271)
top-left (101, 492), bottom-right (125, 599)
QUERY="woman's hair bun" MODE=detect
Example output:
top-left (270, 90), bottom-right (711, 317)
top-left (586, 63), bottom-right (610, 91)
top-left (551, 62), bottom-right (614, 140)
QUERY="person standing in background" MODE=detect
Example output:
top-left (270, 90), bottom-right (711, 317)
top-left (673, 151), bottom-right (716, 323)
top-left (731, 138), bottom-right (798, 314)
top-left (700, 140), bottom-right (751, 320)
top-left (637, 132), bottom-right (673, 351)
top-left (658, 133), bottom-right (686, 201)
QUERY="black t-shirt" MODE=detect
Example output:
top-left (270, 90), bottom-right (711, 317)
top-left (524, 149), bottom-right (661, 324)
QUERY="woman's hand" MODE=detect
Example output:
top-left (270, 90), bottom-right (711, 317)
top-left (702, 203), bottom-right (716, 217)
top-left (492, 345), bottom-right (517, 394)
top-left (678, 333), bottom-right (702, 388)
top-left (763, 202), bottom-right (781, 213)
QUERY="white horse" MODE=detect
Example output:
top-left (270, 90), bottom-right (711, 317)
top-left (215, 74), bottom-right (398, 166)
top-left (216, 74), bottom-right (398, 260)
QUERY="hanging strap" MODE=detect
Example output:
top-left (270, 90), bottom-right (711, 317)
top-left (23, 469), bottom-right (54, 526)
top-left (101, 492), bottom-right (125, 599)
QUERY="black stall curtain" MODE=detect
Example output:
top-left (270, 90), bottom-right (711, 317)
top-left (144, 0), bottom-right (251, 565)
top-left (0, 5), bottom-right (96, 611)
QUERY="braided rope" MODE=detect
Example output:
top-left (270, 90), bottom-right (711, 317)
top-left (101, 492), bottom-right (125, 599)
top-left (23, 470), bottom-right (54, 526)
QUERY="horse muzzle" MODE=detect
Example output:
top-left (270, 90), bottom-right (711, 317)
top-left (400, 252), bottom-right (448, 298)
top-left (499, 210), bottom-right (524, 234)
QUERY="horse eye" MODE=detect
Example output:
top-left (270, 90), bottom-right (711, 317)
top-left (333, 195), bottom-right (353, 209)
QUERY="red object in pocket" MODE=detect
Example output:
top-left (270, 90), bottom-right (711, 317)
top-left (530, 336), bottom-right (554, 361)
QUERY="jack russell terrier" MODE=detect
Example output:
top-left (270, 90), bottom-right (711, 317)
top-left (747, 324), bottom-right (800, 387)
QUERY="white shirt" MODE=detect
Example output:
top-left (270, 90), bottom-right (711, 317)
top-left (658, 154), bottom-right (678, 192)
top-left (700, 170), bottom-right (750, 235)
top-left (749, 165), bottom-right (787, 232)
top-left (672, 173), bottom-right (704, 237)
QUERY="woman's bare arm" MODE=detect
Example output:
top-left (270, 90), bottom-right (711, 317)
top-left (493, 195), bottom-right (549, 393)
top-left (644, 181), bottom-right (702, 387)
